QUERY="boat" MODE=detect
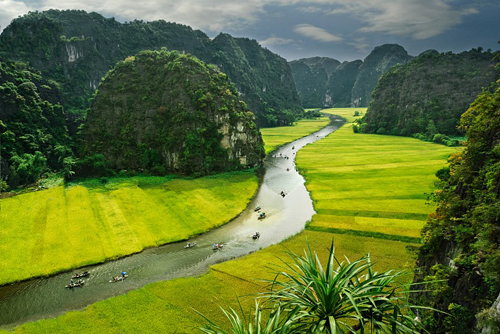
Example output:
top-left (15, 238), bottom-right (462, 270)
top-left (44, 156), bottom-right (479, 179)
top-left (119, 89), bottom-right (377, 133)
top-left (252, 232), bottom-right (260, 240)
top-left (72, 271), bottom-right (90, 279)
top-left (257, 213), bottom-right (266, 220)
top-left (65, 281), bottom-right (85, 288)
top-left (109, 274), bottom-right (129, 283)
top-left (184, 242), bottom-right (196, 248)
top-left (254, 206), bottom-right (261, 212)
top-left (212, 243), bottom-right (223, 250)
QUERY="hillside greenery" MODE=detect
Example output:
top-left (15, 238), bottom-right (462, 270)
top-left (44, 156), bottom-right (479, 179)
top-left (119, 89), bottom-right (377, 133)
top-left (357, 48), bottom-right (498, 143)
top-left (82, 49), bottom-right (264, 176)
top-left (413, 70), bottom-right (500, 333)
top-left (0, 9), bottom-right (302, 127)
top-left (0, 60), bottom-right (73, 189)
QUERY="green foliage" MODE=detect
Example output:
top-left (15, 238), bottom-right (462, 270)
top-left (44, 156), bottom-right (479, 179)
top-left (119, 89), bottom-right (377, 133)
top-left (0, 10), bottom-right (302, 127)
top-left (202, 242), bottom-right (428, 333)
top-left (361, 49), bottom-right (498, 138)
top-left (83, 49), bottom-right (264, 176)
top-left (0, 60), bottom-right (73, 188)
top-left (415, 71), bottom-right (500, 332)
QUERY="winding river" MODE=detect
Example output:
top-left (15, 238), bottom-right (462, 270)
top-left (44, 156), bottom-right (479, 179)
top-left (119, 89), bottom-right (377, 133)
top-left (0, 117), bottom-right (344, 329)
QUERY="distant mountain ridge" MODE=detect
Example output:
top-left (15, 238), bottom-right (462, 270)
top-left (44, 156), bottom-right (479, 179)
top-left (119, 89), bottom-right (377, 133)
top-left (0, 9), bottom-right (302, 127)
top-left (289, 44), bottom-right (413, 108)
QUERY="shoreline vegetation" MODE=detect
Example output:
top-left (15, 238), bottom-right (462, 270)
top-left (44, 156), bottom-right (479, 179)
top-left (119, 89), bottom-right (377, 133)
top-left (1, 110), bottom-right (457, 333)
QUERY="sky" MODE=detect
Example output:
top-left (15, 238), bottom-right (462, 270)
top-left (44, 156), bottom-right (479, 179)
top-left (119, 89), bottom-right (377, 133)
top-left (0, 0), bottom-right (499, 61)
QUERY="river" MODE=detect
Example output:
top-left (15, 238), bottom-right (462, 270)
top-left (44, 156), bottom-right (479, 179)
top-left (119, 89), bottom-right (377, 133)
top-left (0, 116), bottom-right (344, 329)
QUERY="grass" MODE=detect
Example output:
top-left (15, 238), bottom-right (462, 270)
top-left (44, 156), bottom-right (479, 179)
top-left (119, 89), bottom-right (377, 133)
top-left (297, 108), bottom-right (459, 241)
top-left (0, 172), bottom-right (258, 285)
top-left (260, 116), bottom-right (330, 154)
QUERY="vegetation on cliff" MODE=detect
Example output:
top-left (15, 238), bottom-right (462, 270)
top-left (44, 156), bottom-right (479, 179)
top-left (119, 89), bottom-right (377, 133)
top-left (0, 60), bottom-right (73, 189)
top-left (357, 48), bottom-right (497, 143)
top-left (0, 9), bottom-right (302, 127)
top-left (413, 67), bottom-right (500, 333)
top-left (83, 49), bottom-right (264, 176)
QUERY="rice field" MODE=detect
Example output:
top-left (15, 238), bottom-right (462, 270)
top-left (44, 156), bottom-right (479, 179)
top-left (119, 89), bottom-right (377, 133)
top-left (297, 108), bottom-right (459, 240)
top-left (0, 172), bottom-right (258, 285)
top-left (260, 116), bottom-right (330, 154)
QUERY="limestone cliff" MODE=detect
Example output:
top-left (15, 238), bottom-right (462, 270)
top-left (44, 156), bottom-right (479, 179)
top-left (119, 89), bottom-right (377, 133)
top-left (83, 50), bottom-right (264, 176)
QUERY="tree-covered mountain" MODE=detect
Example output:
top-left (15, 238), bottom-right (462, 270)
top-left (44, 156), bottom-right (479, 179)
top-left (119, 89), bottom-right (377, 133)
top-left (289, 58), bottom-right (333, 108)
top-left (0, 9), bottom-right (302, 127)
top-left (289, 44), bottom-right (412, 108)
top-left (351, 44), bottom-right (413, 107)
top-left (412, 64), bottom-right (500, 333)
top-left (358, 49), bottom-right (497, 140)
top-left (0, 59), bottom-right (72, 189)
top-left (83, 49), bottom-right (264, 176)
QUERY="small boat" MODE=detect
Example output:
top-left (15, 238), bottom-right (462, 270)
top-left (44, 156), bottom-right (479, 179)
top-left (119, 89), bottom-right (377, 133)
top-left (257, 213), bottom-right (266, 220)
top-left (65, 281), bottom-right (85, 288)
top-left (252, 232), bottom-right (260, 240)
top-left (254, 206), bottom-right (261, 212)
top-left (184, 242), bottom-right (196, 248)
top-left (72, 271), bottom-right (90, 279)
top-left (109, 274), bottom-right (128, 283)
top-left (212, 243), bottom-right (223, 250)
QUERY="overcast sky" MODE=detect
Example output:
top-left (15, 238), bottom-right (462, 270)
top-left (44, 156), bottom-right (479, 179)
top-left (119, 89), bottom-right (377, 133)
top-left (1, 0), bottom-right (499, 61)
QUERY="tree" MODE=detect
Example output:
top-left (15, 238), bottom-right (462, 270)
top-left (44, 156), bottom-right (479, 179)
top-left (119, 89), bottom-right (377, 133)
top-left (199, 242), bottom-right (429, 333)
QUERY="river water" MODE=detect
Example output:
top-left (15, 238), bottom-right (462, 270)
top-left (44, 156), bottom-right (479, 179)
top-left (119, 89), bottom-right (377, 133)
top-left (0, 117), bottom-right (344, 329)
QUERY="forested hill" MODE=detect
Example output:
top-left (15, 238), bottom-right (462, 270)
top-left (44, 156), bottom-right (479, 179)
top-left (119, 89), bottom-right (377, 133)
top-left (289, 44), bottom-right (412, 108)
top-left (83, 49), bottom-right (264, 176)
top-left (358, 49), bottom-right (497, 140)
top-left (0, 9), bottom-right (302, 127)
top-left (412, 64), bottom-right (500, 333)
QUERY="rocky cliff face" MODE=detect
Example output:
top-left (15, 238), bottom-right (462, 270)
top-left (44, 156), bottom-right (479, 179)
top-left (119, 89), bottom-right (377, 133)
top-left (83, 50), bottom-right (264, 176)
top-left (360, 49), bottom-right (497, 137)
top-left (351, 44), bottom-right (413, 107)
top-left (289, 59), bottom-right (331, 107)
top-left (210, 34), bottom-right (302, 126)
top-left (289, 44), bottom-right (412, 108)
top-left (0, 9), bottom-right (302, 127)
top-left (325, 60), bottom-right (362, 107)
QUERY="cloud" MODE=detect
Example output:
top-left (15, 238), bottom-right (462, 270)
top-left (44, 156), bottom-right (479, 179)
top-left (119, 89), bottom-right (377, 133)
top-left (36, 0), bottom-right (272, 32)
top-left (260, 36), bottom-right (294, 46)
top-left (294, 24), bottom-right (343, 42)
top-left (348, 38), bottom-right (369, 53)
top-left (310, 0), bottom-right (479, 39)
top-left (0, 0), bottom-right (482, 41)
top-left (0, 0), bottom-right (33, 30)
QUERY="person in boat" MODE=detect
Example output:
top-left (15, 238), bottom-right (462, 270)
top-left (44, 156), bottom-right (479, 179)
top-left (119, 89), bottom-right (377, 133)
top-left (121, 271), bottom-right (127, 278)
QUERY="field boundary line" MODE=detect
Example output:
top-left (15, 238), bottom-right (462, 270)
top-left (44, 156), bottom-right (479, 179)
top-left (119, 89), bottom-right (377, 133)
top-left (306, 226), bottom-right (421, 244)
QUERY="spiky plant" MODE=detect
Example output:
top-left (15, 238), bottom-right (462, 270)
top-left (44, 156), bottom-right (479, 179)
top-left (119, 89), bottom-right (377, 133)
top-left (199, 242), bottom-right (431, 333)
top-left (198, 300), bottom-right (301, 334)
top-left (264, 242), bottom-right (426, 333)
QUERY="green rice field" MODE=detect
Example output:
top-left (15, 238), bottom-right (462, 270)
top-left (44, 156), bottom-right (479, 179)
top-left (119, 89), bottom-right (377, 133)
top-left (260, 116), bottom-right (330, 153)
top-left (0, 172), bottom-right (258, 285)
top-left (297, 108), bottom-right (459, 241)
